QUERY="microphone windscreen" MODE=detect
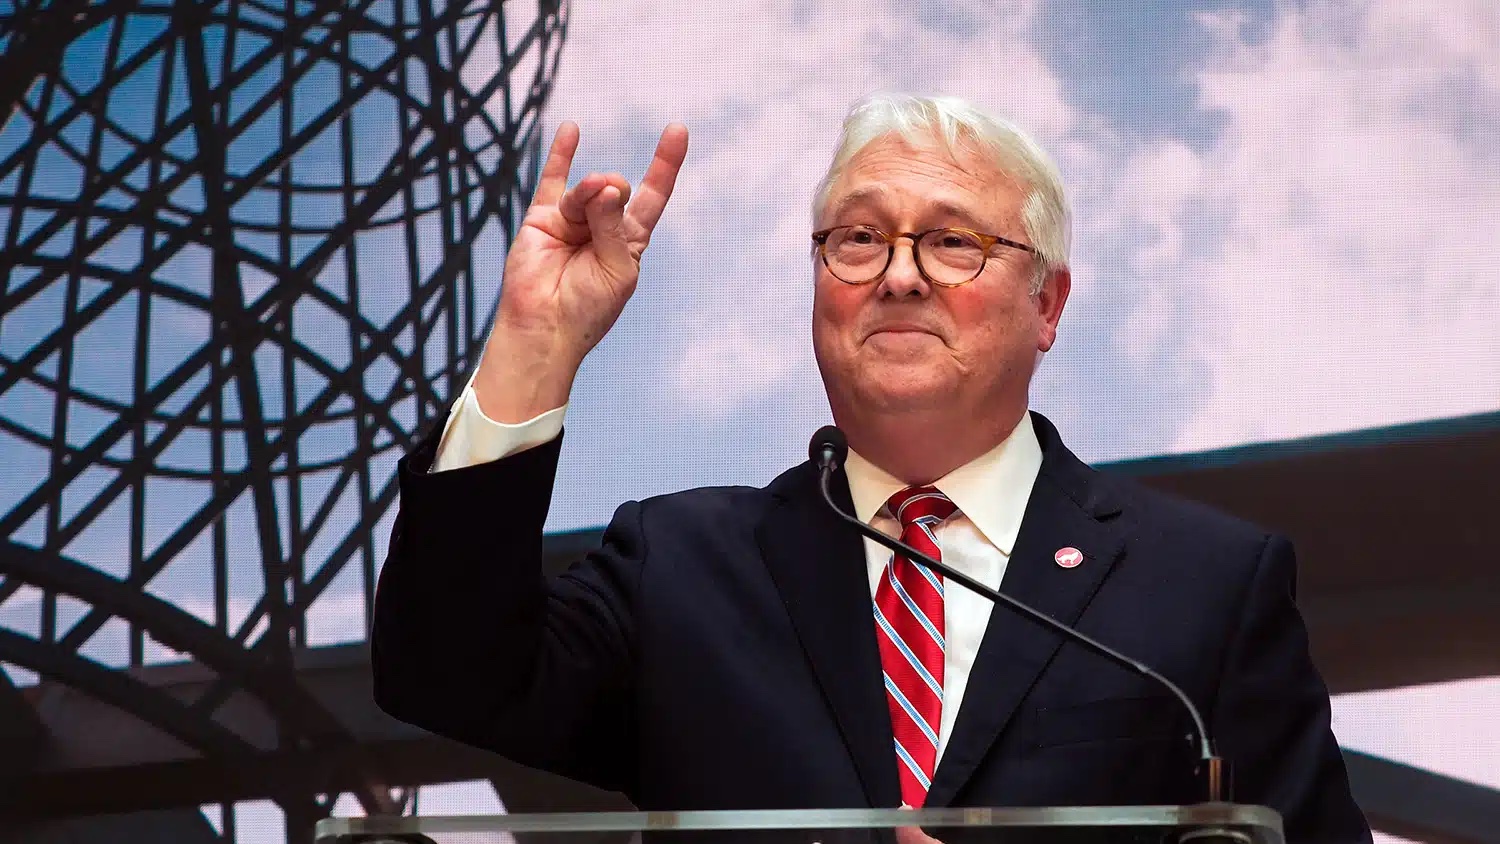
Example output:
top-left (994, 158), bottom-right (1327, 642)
top-left (809, 426), bottom-right (848, 467)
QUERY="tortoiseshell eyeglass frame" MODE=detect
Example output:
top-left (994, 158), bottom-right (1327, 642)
top-left (810, 225), bottom-right (1039, 287)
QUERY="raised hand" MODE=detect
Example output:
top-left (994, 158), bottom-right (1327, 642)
top-left (472, 120), bottom-right (690, 422)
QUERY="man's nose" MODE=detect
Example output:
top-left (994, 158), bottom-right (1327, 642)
top-left (877, 238), bottom-right (930, 298)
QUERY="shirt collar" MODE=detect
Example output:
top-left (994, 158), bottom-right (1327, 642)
top-left (843, 412), bottom-right (1043, 556)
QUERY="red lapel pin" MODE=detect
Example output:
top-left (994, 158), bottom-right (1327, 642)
top-left (1054, 546), bottom-right (1084, 569)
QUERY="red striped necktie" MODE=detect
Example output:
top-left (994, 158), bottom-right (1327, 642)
top-left (874, 485), bottom-right (958, 808)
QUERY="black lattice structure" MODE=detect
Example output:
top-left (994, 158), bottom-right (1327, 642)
top-left (0, 0), bottom-right (568, 839)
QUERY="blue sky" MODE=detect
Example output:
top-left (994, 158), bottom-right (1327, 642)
top-left (1036, 0), bottom-right (1278, 142)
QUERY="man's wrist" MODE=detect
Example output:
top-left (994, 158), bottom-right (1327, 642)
top-left (472, 334), bottom-right (581, 423)
top-left (472, 367), bottom-right (573, 423)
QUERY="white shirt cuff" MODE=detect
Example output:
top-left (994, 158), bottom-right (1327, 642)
top-left (431, 370), bottom-right (568, 472)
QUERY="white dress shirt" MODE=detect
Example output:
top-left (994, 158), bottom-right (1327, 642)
top-left (842, 415), bottom-right (1042, 767)
top-left (432, 367), bottom-right (568, 471)
top-left (431, 376), bottom-right (1044, 768)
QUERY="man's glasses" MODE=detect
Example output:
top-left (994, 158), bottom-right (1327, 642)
top-left (811, 225), bottom-right (1037, 287)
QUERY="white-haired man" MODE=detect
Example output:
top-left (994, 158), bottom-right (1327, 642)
top-left (372, 94), bottom-right (1371, 842)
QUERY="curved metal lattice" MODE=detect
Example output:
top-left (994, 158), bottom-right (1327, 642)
top-left (0, 0), bottom-right (568, 831)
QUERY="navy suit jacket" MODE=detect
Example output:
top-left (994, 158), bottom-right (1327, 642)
top-left (371, 412), bottom-right (1371, 842)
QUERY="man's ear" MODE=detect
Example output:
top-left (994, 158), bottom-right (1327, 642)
top-left (1035, 265), bottom-right (1071, 353)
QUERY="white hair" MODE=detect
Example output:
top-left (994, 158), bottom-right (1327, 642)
top-left (812, 93), bottom-right (1071, 292)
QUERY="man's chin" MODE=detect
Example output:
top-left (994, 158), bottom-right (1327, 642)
top-left (864, 332), bottom-right (944, 360)
top-left (853, 376), bottom-right (953, 413)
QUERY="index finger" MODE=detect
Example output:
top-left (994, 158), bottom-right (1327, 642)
top-left (532, 121), bottom-right (581, 208)
top-left (625, 122), bottom-right (689, 234)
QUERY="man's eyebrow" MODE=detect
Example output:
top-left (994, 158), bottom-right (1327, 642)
top-left (926, 201), bottom-right (988, 228)
top-left (828, 186), bottom-right (886, 218)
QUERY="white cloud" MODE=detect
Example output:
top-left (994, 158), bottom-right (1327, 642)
top-left (1138, 1), bottom-right (1500, 451)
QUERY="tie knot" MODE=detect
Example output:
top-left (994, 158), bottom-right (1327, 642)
top-left (886, 486), bottom-right (958, 530)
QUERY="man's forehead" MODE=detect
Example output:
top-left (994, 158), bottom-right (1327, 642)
top-left (826, 135), bottom-right (1021, 209)
top-left (826, 169), bottom-right (1024, 225)
top-left (830, 185), bottom-right (980, 216)
top-left (845, 135), bottom-right (993, 179)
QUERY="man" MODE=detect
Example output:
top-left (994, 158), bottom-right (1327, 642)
top-left (371, 93), bottom-right (1371, 841)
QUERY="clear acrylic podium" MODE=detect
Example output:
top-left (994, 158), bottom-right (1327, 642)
top-left (314, 805), bottom-right (1283, 844)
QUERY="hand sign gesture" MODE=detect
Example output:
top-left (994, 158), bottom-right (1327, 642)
top-left (473, 121), bottom-right (690, 422)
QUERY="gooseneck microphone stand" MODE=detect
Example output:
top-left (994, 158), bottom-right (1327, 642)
top-left (809, 426), bottom-right (1231, 805)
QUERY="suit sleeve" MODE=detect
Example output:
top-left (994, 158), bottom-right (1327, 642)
top-left (371, 421), bottom-right (643, 793)
top-left (1212, 534), bottom-right (1372, 843)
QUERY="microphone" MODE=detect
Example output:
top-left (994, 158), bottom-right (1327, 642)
top-left (808, 425), bottom-right (1230, 805)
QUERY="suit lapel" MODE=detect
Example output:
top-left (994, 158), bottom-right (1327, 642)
top-left (758, 463), bottom-right (901, 807)
top-left (924, 413), bottom-right (1129, 807)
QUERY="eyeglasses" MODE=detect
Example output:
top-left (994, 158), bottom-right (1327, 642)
top-left (810, 225), bottom-right (1038, 287)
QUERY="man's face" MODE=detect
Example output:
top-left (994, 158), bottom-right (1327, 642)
top-left (812, 133), bottom-right (1068, 425)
